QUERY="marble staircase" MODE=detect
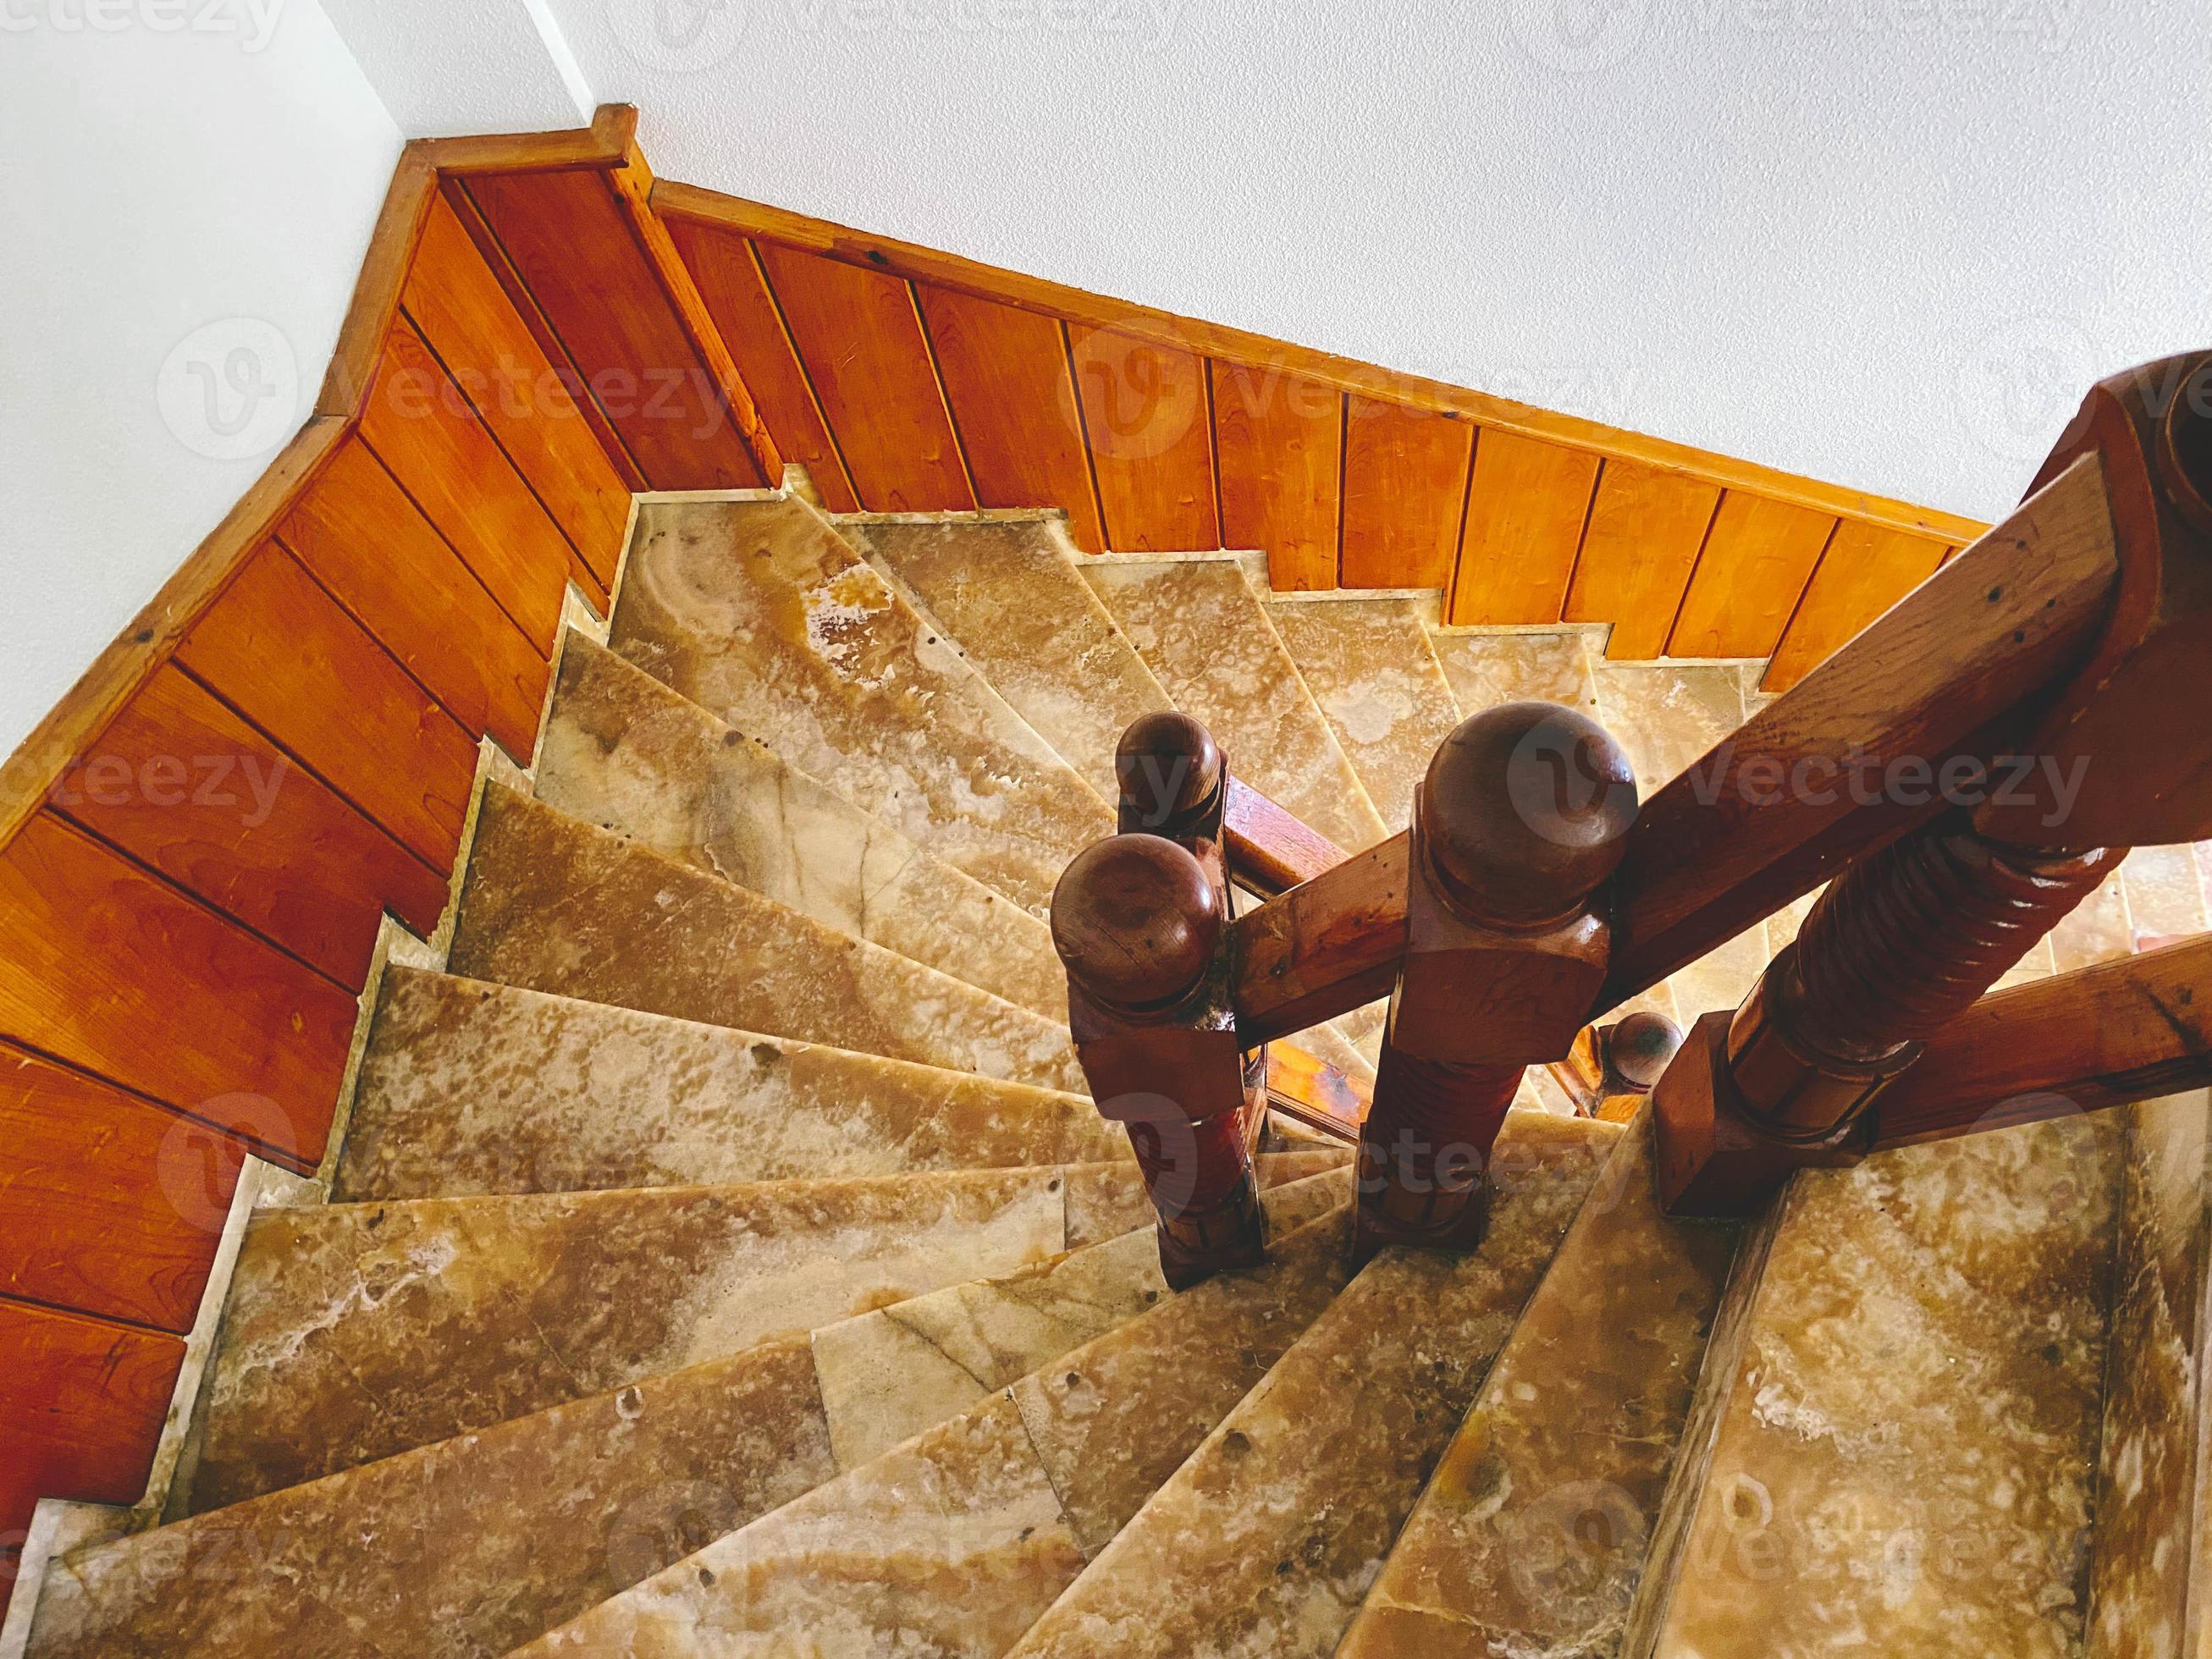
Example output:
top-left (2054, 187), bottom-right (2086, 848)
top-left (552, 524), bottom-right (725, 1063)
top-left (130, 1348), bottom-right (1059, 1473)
top-left (18, 483), bottom-right (2212, 1658)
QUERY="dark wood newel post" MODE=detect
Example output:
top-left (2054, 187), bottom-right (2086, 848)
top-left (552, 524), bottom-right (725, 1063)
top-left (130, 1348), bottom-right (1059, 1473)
top-left (1354, 703), bottom-right (1638, 1260)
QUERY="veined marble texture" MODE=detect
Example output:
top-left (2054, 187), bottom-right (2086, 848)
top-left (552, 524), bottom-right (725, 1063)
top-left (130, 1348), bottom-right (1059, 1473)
top-left (1008, 1111), bottom-right (1625, 1659)
top-left (1260, 592), bottom-right (1464, 830)
top-left (2087, 1090), bottom-right (2212, 1659)
top-left (517, 1208), bottom-right (1360, 1656)
top-left (337, 969), bottom-right (1121, 1202)
top-left (1426, 624), bottom-right (1601, 719)
top-left (537, 631), bottom-right (1067, 1021)
top-left (1589, 659), bottom-right (1748, 807)
top-left (1079, 554), bottom-right (1390, 852)
top-left (1341, 1112), bottom-right (1740, 1658)
top-left (450, 785), bottom-right (1086, 1094)
top-left (841, 515), bottom-right (1172, 799)
top-left (610, 494), bottom-right (1112, 915)
top-left (1641, 1113), bottom-right (2126, 1658)
top-left (2122, 844), bottom-right (2209, 945)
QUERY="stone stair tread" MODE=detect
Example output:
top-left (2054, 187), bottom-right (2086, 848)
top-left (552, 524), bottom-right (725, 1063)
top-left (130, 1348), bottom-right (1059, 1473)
top-left (26, 1172), bottom-right (1350, 1659)
top-left (1338, 1112), bottom-right (1740, 1656)
top-left (1423, 623), bottom-right (1600, 719)
top-left (450, 783), bottom-right (1086, 1094)
top-left (609, 492), bottom-right (1112, 914)
top-left (336, 967), bottom-right (1122, 1203)
top-left (1258, 592), bottom-right (1463, 830)
top-left (513, 1204), bottom-right (1360, 1656)
top-left (839, 514), bottom-right (1172, 800)
top-left (1078, 553), bottom-right (1389, 852)
top-left (536, 629), bottom-right (1067, 1021)
top-left (1006, 1109), bottom-right (1624, 1659)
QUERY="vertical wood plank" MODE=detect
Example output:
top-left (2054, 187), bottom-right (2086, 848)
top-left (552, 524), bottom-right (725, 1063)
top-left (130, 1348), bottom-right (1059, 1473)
top-left (1447, 429), bottom-right (1604, 626)
top-left (1669, 494), bottom-right (1838, 660)
top-left (915, 282), bottom-right (1106, 550)
top-left (1212, 362), bottom-right (1341, 591)
top-left (753, 243), bottom-right (974, 512)
top-left (1564, 459), bottom-right (1724, 659)
top-left (52, 663), bottom-right (446, 984)
top-left (1762, 521), bottom-right (1950, 691)
top-left (1067, 324), bottom-right (1218, 551)
top-left (0, 1301), bottom-right (184, 1519)
top-left (0, 812), bottom-right (356, 1165)
top-left (175, 544), bottom-right (477, 871)
top-left (1340, 400), bottom-right (1473, 589)
top-left (663, 220), bottom-right (859, 511)
top-left (0, 1046), bottom-right (245, 1331)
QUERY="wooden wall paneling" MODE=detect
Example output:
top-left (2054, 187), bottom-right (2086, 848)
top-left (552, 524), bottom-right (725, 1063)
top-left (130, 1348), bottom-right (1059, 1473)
top-left (50, 663), bottom-right (445, 987)
top-left (1564, 459), bottom-right (1724, 659)
top-left (358, 317), bottom-right (571, 653)
top-left (1762, 520), bottom-right (1950, 691)
top-left (279, 436), bottom-right (548, 762)
top-left (1066, 324), bottom-right (1219, 551)
top-left (0, 1046), bottom-right (245, 1331)
top-left (462, 168), bottom-right (767, 490)
top-left (1447, 429), bottom-right (1604, 626)
top-left (0, 1302), bottom-right (184, 1518)
top-left (1212, 361), bottom-right (1343, 590)
top-left (1339, 399), bottom-right (1474, 589)
top-left (914, 282), bottom-right (1106, 550)
top-left (1668, 493), bottom-right (1838, 660)
top-left (400, 192), bottom-right (632, 589)
top-left (753, 242), bottom-right (975, 512)
top-left (0, 813), bottom-right (356, 1166)
top-left (663, 219), bottom-right (859, 511)
top-left (174, 543), bottom-right (477, 872)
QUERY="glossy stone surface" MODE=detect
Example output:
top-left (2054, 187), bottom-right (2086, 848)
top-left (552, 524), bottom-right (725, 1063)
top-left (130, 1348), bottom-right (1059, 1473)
top-left (1589, 659), bottom-right (1746, 807)
top-left (610, 493), bottom-right (1112, 913)
top-left (537, 631), bottom-right (1066, 1019)
top-left (450, 784), bottom-right (1086, 1094)
top-left (1426, 623), bottom-right (1601, 718)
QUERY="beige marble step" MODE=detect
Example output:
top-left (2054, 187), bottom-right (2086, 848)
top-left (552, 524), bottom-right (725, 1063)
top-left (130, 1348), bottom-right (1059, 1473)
top-left (838, 513), bottom-right (1172, 799)
top-left (1622, 1113), bottom-right (2127, 1657)
top-left (1079, 552), bottom-right (1389, 852)
top-left (514, 1204), bottom-right (1362, 1656)
top-left (1258, 591), bottom-right (1463, 831)
top-left (337, 968), bottom-right (1123, 1202)
top-left (1339, 1111), bottom-right (1740, 1656)
top-left (610, 492), bottom-right (1112, 914)
top-left (1007, 1110), bottom-right (1625, 1659)
top-left (537, 630), bottom-right (1067, 1021)
top-left (29, 1172), bottom-right (1351, 1659)
top-left (1424, 624), bottom-right (1602, 719)
top-left (450, 784), bottom-right (1086, 1094)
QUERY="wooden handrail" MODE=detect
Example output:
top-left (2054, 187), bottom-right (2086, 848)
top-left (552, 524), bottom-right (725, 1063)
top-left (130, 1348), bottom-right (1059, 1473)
top-left (1230, 834), bottom-right (1409, 1044)
top-left (1223, 777), bottom-right (1346, 896)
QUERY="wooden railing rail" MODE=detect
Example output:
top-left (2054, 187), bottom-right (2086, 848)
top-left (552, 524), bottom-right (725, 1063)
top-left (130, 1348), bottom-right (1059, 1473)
top-left (1222, 777), bottom-right (1346, 896)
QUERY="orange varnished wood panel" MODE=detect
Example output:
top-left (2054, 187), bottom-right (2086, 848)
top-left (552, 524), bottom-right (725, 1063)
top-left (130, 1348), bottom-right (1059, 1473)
top-left (463, 168), bottom-right (765, 490)
top-left (914, 283), bottom-right (1105, 551)
top-left (664, 220), bottom-right (858, 512)
top-left (359, 317), bottom-right (570, 653)
top-left (1669, 493), bottom-right (1839, 660)
top-left (400, 192), bottom-right (632, 587)
top-left (0, 812), bottom-right (356, 1166)
top-left (0, 1300), bottom-right (183, 1518)
top-left (1212, 362), bottom-right (1341, 591)
top-left (0, 1046), bottom-right (245, 1331)
top-left (1067, 324), bottom-right (1218, 552)
top-left (52, 664), bottom-right (445, 987)
top-left (1564, 460), bottom-right (1724, 659)
top-left (1762, 520), bottom-right (1950, 691)
top-left (1339, 400), bottom-right (1473, 589)
top-left (1448, 429), bottom-right (1604, 626)
top-left (279, 436), bottom-right (548, 761)
top-left (753, 243), bottom-right (974, 512)
top-left (175, 543), bottom-right (476, 871)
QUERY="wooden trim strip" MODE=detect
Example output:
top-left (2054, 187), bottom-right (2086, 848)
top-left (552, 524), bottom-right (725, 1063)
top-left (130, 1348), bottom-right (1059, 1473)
top-left (411, 102), bottom-right (636, 177)
top-left (654, 178), bottom-right (1988, 546)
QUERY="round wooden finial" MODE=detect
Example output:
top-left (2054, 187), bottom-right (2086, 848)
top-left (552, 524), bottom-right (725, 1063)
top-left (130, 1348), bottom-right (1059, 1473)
top-left (1051, 834), bottom-right (1222, 1010)
top-left (2157, 353), bottom-right (2212, 537)
top-left (1605, 1011), bottom-right (1685, 1093)
top-left (1115, 712), bottom-right (1223, 831)
top-left (1418, 702), bottom-right (1638, 927)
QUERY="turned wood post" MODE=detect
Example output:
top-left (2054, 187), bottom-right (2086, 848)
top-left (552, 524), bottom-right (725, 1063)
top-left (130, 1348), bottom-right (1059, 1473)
top-left (1354, 703), bottom-right (1638, 1259)
top-left (1053, 714), bottom-right (1268, 1288)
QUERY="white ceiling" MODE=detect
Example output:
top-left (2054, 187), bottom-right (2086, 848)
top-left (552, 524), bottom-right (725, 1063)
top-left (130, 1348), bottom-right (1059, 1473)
top-left (372, 0), bottom-right (2212, 521)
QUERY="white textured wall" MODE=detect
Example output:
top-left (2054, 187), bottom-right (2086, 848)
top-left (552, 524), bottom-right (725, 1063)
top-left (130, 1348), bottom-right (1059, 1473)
top-left (318, 0), bottom-right (593, 135)
top-left (0, 0), bottom-right (401, 758)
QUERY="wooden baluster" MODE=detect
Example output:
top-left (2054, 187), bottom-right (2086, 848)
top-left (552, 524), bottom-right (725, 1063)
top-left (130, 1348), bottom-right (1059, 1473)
top-left (1354, 703), bottom-right (1638, 1259)
top-left (1555, 1010), bottom-right (1687, 1122)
